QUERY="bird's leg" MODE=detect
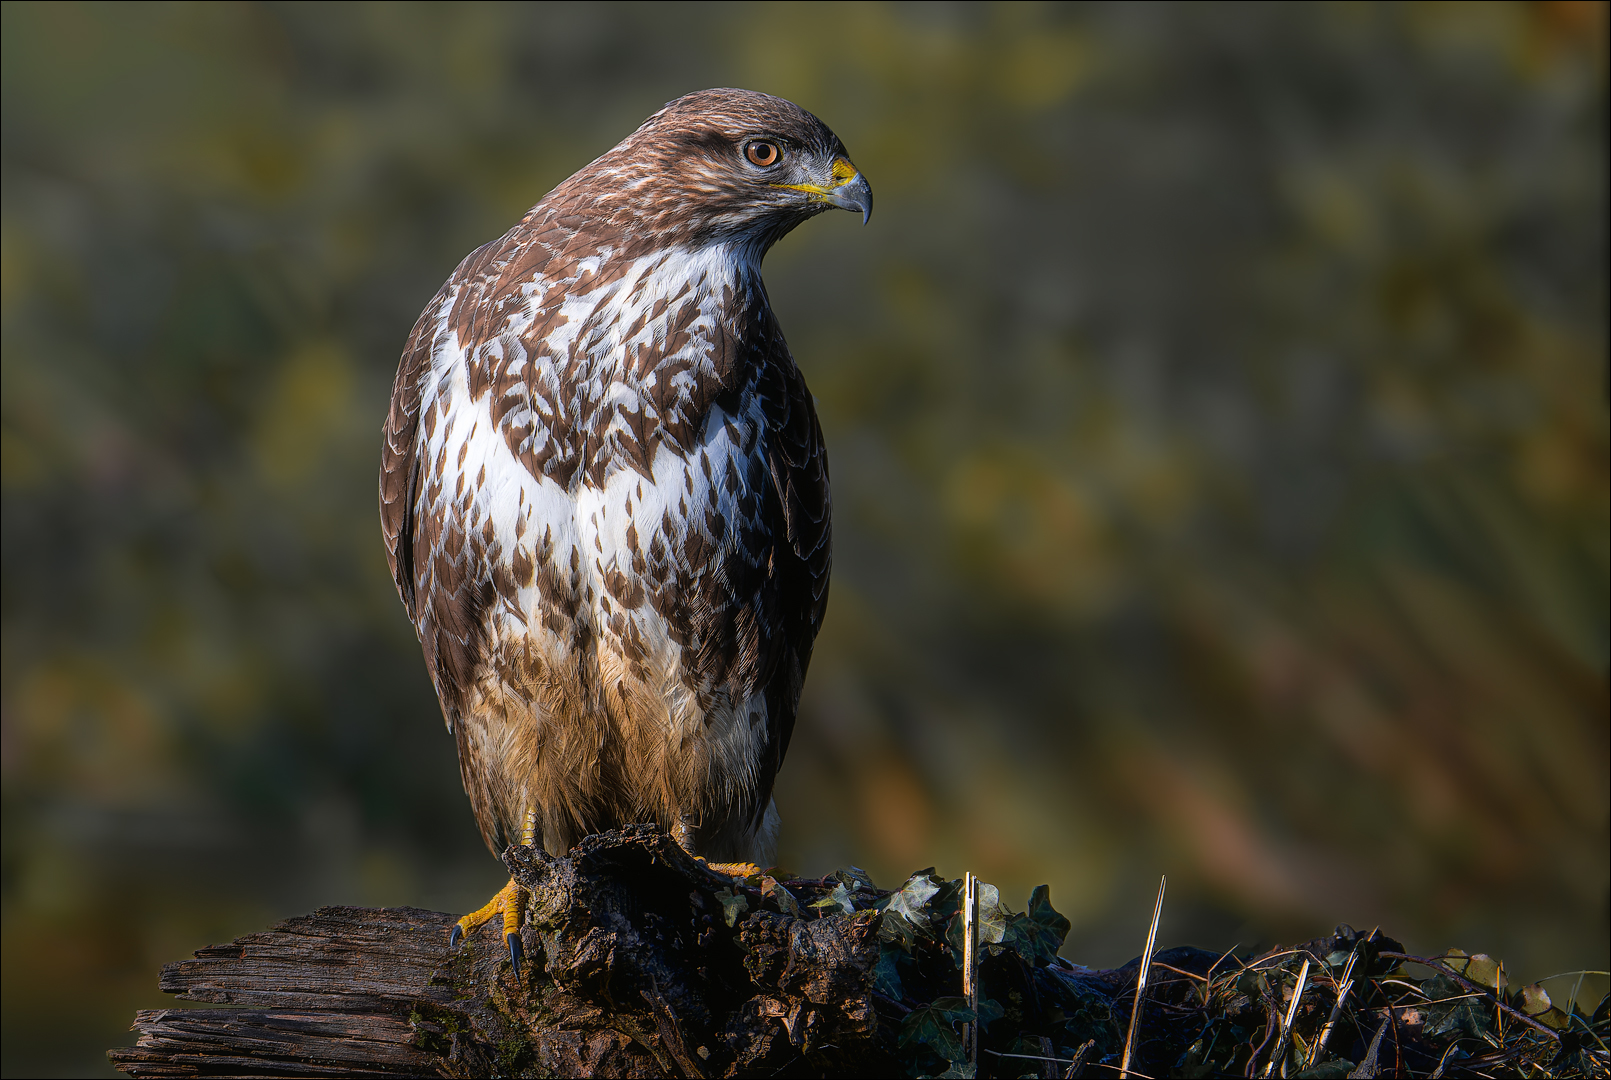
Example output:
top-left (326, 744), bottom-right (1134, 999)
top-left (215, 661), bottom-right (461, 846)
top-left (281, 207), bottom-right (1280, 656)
top-left (447, 807), bottom-right (535, 980)
top-left (678, 811), bottom-right (766, 879)
top-left (672, 811), bottom-right (698, 852)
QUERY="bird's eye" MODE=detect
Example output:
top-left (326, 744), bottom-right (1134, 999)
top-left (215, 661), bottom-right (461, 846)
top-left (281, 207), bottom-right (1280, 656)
top-left (745, 140), bottom-right (781, 168)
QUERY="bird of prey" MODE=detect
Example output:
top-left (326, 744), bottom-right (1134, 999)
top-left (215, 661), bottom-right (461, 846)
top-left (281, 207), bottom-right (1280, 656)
top-left (379, 88), bottom-right (870, 970)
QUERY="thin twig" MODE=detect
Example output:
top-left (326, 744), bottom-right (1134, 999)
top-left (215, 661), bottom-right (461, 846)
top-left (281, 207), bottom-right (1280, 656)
top-left (1150, 962), bottom-right (1211, 983)
top-left (1378, 978), bottom-right (1429, 995)
top-left (1196, 1020), bottom-right (1224, 1073)
top-left (1566, 969), bottom-right (1588, 1021)
top-left (1567, 1009), bottom-right (1611, 1055)
top-left (1419, 992), bottom-right (1488, 1006)
top-left (1533, 968), bottom-right (1611, 985)
top-left (1200, 944), bottom-right (1243, 1007)
top-left (1429, 1037), bottom-right (1470, 1079)
top-left (1206, 945), bottom-right (1242, 981)
top-left (1084, 1062), bottom-right (1151, 1078)
top-left (1037, 1035), bottom-right (1059, 1080)
top-left (1388, 998), bottom-right (1402, 1075)
top-left (1066, 1038), bottom-right (1096, 1078)
top-left (981, 1045), bottom-right (1118, 1077)
top-left (1120, 876), bottom-right (1166, 1079)
top-left (870, 990), bottom-right (912, 1017)
top-left (1496, 960), bottom-right (1505, 1043)
top-left (1243, 949), bottom-right (1306, 971)
top-left (1349, 1018), bottom-right (1388, 1079)
top-left (1243, 999), bottom-right (1279, 1080)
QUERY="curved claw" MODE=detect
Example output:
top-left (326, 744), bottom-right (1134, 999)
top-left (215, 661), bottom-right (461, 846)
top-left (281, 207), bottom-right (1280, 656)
top-left (506, 932), bottom-right (524, 982)
top-left (452, 876), bottom-right (522, 952)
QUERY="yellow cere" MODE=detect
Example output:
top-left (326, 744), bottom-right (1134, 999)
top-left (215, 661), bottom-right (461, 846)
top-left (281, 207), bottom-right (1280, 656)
top-left (774, 158), bottom-right (860, 198)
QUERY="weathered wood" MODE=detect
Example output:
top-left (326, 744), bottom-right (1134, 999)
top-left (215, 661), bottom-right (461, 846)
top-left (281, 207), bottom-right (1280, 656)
top-left (159, 906), bottom-right (454, 1004)
top-left (114, 1009), bottom-right (440, 1077)
top-left (110, 826), bottom-right (902, 1078)
top-left (109, 904), bottom-right (540, 1077)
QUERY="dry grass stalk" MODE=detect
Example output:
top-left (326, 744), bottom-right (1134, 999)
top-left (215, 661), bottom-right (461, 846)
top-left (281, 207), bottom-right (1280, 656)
top-left (962, 871), bottom-right (979, 1072)
top-left (1307, 927), bottom-right (1371, 1068)
top-left (1120, 875), bottom-right (1166, 1079)
top-left (1261, 956), bottom-right (1310, 1077)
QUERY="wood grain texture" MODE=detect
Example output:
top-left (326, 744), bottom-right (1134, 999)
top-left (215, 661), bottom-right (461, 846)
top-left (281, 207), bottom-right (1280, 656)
top-left (109, 827), bottom-right (899, 1078)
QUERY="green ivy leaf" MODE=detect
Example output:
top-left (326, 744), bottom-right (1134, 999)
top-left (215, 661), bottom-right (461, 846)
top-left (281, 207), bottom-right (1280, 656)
top-left (1027, 886), bottom-right (1070, 938)
top-left (884, 872), bottom-right (942, 924)
top-left (811, 881), bottom-right (857, 915)
top-left (884, 911), bottom-right (921, 951)
top-left (874, 943), bottom-right (906, 999)
top-left (1515, 984), bottom-right (1573, 1031)
top-left (760, 876), bottom-right (802, 917)
top-left (1519, 983), bottom-right (1548, 1012)
top-left (1460, 954), bottom-right (1504, 991)
top-left (714, 886), bottom-right (749, 928)
top-left (1003, 885), bottom-right (1070, 965)
top-left (945, 880), bottom-right (1013, 965)
top-left (898, 996), bottom-right (974, 1063)
top-left (881, 872), bottom-right (942, 950)
top-left (1421, 975), bottom-right (1489, 1039)
top-left (979, 884), bottom-right (1010, 944)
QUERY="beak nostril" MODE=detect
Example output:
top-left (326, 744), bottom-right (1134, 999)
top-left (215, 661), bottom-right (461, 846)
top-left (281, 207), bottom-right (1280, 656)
top-left (826, 173), bottom-right (873, 224)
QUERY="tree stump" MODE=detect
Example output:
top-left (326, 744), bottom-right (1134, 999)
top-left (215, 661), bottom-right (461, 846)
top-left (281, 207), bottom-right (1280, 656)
top-left (108, 825), bottom-right (901, 1078)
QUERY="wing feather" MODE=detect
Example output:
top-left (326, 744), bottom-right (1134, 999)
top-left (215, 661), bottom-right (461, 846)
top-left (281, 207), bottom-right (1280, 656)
top-left (758, 336), bottom-right (831, 783)
top-left (381, 234), bottom-right (547, 854)
top-left (694, 311), bottom-right (831, 831)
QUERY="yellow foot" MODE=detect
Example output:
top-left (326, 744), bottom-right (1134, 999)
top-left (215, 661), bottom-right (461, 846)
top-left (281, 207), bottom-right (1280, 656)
top-left (701, 860), bottom-right (766, 879)
top-left (448, 877), bottom-right (527, 979)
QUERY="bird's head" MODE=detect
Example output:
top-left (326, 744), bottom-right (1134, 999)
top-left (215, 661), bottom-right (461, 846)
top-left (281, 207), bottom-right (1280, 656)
top-left (561, 88), bottom-right (872, 252)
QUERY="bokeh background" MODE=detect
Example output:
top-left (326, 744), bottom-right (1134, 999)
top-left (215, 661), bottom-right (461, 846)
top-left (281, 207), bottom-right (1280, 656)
top-left (3, 2), bottom-right (1606, 1074)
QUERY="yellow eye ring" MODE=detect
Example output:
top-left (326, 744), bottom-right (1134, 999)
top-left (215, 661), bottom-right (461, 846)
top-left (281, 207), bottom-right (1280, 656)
top-left (745, 140), bottom-right (781, 167)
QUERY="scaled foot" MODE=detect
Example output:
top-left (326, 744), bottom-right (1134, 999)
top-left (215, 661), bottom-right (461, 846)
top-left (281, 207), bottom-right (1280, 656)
top-left (700, 859), bottom-right (766, 879)
top-left (448, 877), bottom-right (527, 979)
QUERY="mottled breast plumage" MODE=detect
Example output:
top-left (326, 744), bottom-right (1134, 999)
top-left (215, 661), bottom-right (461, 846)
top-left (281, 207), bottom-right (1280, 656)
top-left (380, 88), bottom-right (865, 864)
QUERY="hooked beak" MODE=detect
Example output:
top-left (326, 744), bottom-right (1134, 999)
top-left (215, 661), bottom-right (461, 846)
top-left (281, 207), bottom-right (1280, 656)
top-left (777, 156), bottom-right (873, 224)
top-left (825, 169), bottom-right (873, 224)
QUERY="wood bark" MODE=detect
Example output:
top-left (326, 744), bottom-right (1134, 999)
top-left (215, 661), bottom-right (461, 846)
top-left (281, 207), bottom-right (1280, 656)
top-left (108, 825), bottom-right (900, 1078)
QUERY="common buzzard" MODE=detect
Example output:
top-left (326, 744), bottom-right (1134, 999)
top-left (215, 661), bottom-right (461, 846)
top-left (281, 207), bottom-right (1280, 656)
top-left (379, 88), bottom-right (870, 967)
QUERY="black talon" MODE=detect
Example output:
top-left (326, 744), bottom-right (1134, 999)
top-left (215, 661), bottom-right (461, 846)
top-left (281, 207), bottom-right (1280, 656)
top-left (449, 924), bottom-right (463, 949)
top-left (507, 932), bottom-right (523, 981)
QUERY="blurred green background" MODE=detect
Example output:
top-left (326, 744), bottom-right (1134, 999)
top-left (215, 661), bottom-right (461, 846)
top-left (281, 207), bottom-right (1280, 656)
top-left (2, 2), bottom-right (1605, 1074)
